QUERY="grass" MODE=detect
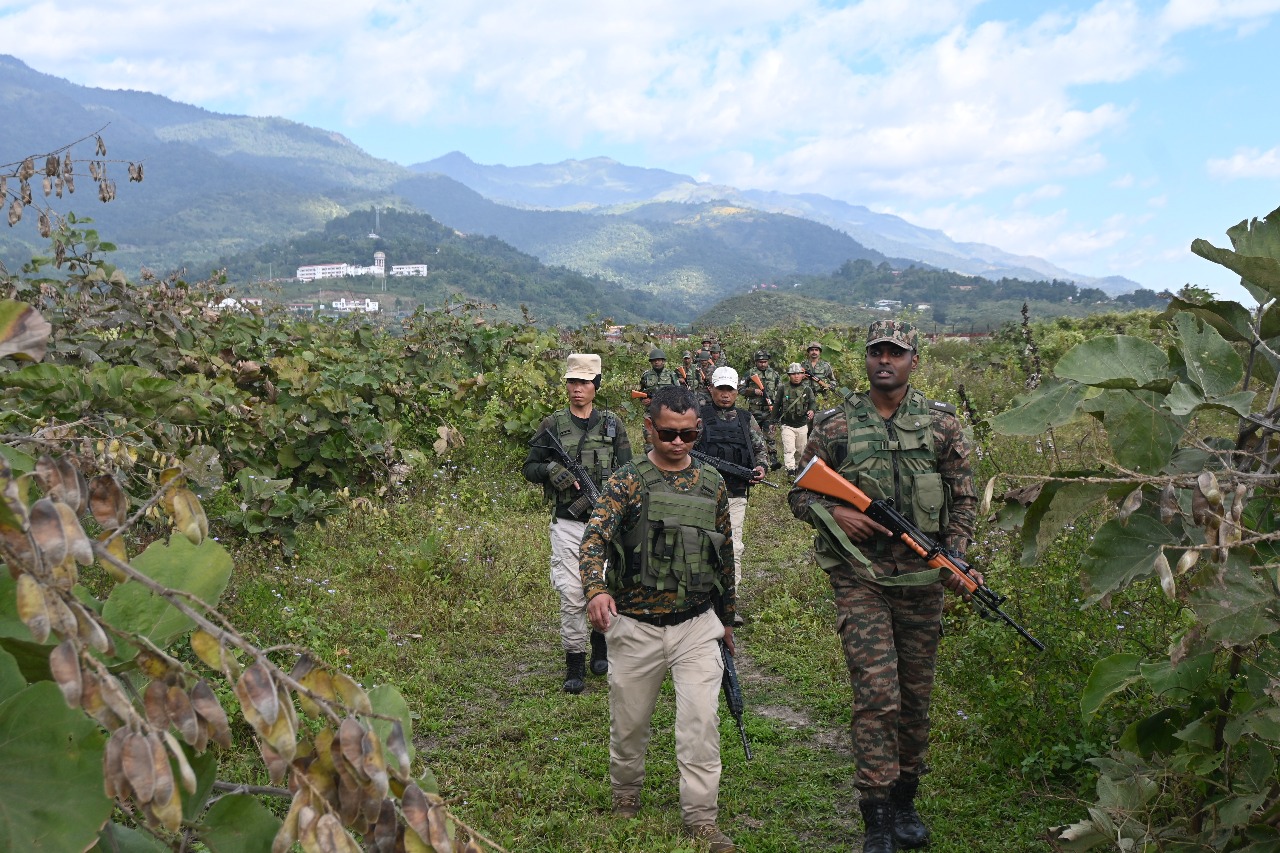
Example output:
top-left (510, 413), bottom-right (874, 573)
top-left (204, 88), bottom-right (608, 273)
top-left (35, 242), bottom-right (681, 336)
top-left (216, 418), bottom-right (1173, 851)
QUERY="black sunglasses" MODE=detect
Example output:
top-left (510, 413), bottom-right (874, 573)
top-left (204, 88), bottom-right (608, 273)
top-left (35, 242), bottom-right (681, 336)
top-left (652, 426), bottom-right (701, 443)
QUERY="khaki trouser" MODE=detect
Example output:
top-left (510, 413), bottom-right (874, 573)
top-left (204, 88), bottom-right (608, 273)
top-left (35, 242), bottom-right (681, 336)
top-left (780, 423), bottom-right (809, 471)
top-left (605, 609), bottom-right (725, 825)
top-left (549, 518), bottom-right (589, 652)
top-left (728, 497), bottom-right (747, 591)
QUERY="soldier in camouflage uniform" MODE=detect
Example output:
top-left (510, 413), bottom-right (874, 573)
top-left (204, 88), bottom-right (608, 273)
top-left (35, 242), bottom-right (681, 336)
top-left (741, 349), bottom-right (783, 471)
top-left (691, 350), bottom-right (715, 406)
top-left (697, 366), bottom-right (768, 624)
top-left (803, 341), bottom-right (837, 400)
top-left (788, 320), bottom-right (977, 853)
top-left (580, 384), bottom-right (737, 853)
top-left (523, 353), bottom-right (632, 694)
top-left (775, 363), bottom-right (815, 475)
top-left (637, 348), bottom-right (681, 407)
top-left (682, 350), bottom-right (694, 387)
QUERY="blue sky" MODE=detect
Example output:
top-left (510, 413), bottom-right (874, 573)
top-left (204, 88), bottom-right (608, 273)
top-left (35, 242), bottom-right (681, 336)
top-left (3, 0), bottom-right (1278, 302)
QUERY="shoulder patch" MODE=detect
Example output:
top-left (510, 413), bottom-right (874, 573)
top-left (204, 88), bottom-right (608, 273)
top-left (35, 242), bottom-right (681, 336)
top-left (927, 399), bottom-right (957, 415)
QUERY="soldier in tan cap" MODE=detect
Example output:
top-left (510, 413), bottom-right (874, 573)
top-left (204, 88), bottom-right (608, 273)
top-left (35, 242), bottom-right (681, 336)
top-left (523, 353), bottom-right (632, 693)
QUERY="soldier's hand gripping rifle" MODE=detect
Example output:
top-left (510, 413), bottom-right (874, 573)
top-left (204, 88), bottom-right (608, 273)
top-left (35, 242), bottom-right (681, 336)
top-left (748, 374), bottom-right (774, 412)
top-left (803, 367), bottom-right (836, 393)
top-left (719, 640), bottom-right (753, 759)
top-left (689, 449), bottom-right (780, 488)
top-left (794, 457), bottom-right (1045, 651)
top-left (530, 429), bottom-right (602, 519)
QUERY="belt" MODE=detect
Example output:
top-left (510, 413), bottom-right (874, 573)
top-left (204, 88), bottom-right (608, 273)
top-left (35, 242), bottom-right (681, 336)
top-left (623, 600), bottom-right (712, 627)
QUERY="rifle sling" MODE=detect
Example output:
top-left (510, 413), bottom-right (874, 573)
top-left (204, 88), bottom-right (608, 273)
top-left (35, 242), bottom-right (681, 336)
top-left (808, 502), bottom-right (940, 588)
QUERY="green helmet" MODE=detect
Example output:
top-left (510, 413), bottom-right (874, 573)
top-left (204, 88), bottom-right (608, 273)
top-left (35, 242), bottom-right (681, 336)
top-left (649, 348), bottom-right (666, 361)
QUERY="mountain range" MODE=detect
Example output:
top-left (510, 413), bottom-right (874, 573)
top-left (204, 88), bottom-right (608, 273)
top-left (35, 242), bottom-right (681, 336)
top-left (0, 53), bottom-right (1140, 321)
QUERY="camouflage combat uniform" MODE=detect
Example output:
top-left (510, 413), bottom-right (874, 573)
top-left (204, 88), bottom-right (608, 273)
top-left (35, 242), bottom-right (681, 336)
top-left (639, 366), bottom-right (681, 398)
top-left (788, 386), bottom-right (976, 797)
top-left (741, 363), bottom-right (782, 467)
top-left (804, 357), bottom-right (837, 399)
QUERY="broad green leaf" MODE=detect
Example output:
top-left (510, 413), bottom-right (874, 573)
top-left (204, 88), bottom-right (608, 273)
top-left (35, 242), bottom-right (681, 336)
top-left (370, 683), bottom-right (415, 766)
top-left (990, 379), bottom-right (1089, 436)
top-left (1187, 556), bottom-right (1280, 646)
top-left (1049, 818), bottom-right (1108, 851)
top-left (1078, 390), bottom-right (1186, 473)
top-left (1019, 480), bottom-right (1112, 565)
top-left (101, 535), bottom-right (233, 649)
top-left (1118, 708), bottom-right (1184, 757)
top-left (0, 646), bottom-right (24, 702)
top-left (198, 793), bottom-right (282, 853)
top-left (1191, 204), bottom-right (1280, 301)
top-left (1139, 652), bottom-right (1215, 699)
top-left (0, 682), bottom-right (112, 851)
top-left (0, 300), bottom-right (51, 362)
top-left (1080, 515), bottom-right (1179, 604)
top-left (1172, 312), bottom-right (1242, 397)
top-left (1161, 297), bottom-right (1257, 343)
top-left (1165, 382), bottom-right (1255, 417)
top-left (0, 444), bottom-right (36, 474)
top-left (1081, 653), bottom-right (1141, 722)
top-left (94, 823), bottom-right (171, 852)
top-left (1055, 335), bottom-right (1169, 389)
top-left (181, 743), bottom-right (220, 822)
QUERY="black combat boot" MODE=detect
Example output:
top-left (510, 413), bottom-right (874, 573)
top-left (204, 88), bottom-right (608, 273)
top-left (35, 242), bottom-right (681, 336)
top-left (890, 776), bottom-right (929, 848)
top-left (589, 630), bottom-right (609, 676)
top-left (859, 798), bottom-right (897, 853)
top-left (563, 652), bottom-right (586, 694)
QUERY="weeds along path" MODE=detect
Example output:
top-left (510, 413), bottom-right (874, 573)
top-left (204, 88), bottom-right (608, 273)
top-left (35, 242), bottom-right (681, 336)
top-left (224, 449), bottom-right (1071, 851)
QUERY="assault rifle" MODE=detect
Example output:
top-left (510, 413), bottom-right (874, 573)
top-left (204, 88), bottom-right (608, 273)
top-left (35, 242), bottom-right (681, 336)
top-left (803, 367), bottom-right (836, 393)
top-left (689, 449), bottom-right (779, 488)
top-left (795, 457), bottom-right (1045, 651)
top-left (748, 374), bottom-right (773, 412)
top-left (530, 429), bottom-right (602, 519)
top-left (630, 389), bottom-right (651, 402)
top-left (718, 640), bottom-right (753, 759)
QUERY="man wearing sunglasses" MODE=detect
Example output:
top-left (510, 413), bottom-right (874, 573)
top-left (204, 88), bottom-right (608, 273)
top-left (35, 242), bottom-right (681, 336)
top-left (579, 385), bottom-right (738, 853)
top-left (696, 366), bottom-right (768, 624)
top-left (788, 320), bottom-right (976, 852)
top-left (523, 353), bottom-right (632, 694)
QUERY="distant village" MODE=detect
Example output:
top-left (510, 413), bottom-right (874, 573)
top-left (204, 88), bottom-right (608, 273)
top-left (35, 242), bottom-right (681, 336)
top-left (286, 250), bottom-right (431, 315)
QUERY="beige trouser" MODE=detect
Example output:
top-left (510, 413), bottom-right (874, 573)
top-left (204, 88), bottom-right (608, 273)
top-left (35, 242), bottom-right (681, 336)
top-left (549, 518), bottom-right (589, 652)
top-left (780, 423), bottom-right (809, 471)
top-left (605, 609), bottom-right (725, 825)
top-left (728, 496), bottom-right (746, 590)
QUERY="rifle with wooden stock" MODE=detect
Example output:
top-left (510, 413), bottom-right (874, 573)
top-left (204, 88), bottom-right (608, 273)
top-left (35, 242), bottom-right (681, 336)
top-left (794, 456), bottom-right (1045, 651)
top-left (748, 374), bottom-right (773, 411)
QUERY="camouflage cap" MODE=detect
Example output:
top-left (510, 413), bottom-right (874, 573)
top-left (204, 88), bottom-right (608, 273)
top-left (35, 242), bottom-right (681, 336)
top-left (683, 350), bottom-right (692, 359)
top-left (786, 362), bottom-right (805, 374)
top-left (866, 319), bottom-right (918, 351)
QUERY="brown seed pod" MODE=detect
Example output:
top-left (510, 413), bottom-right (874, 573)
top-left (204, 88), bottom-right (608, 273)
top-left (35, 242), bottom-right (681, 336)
top-left (144, 679), bottom-right (171, 731)
top-left (1117, 487), bottom-right (1143, 525)
top-left (122, 731), bottom-right (158, 803)
top-left (1159, 482), bottom-right (1179, 525)
top-left (15, 572), bottom-right (51, 643)
top-left (49, 639), bottom-right (83, 708)
top-left (190, 680), bottom-right (232, 749)
top-left (88, 474), bottom-right (129, 530)
top-left (236, 660), bottom-right (279, 728)
top-left (1197, 471), bottom-right (1222, 506)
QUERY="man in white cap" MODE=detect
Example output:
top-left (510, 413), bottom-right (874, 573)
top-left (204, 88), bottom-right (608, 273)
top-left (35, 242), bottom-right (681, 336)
top-left (523, 353), bottom-right (632, 693)
top-left (695, 365), bottom-right (768, 622)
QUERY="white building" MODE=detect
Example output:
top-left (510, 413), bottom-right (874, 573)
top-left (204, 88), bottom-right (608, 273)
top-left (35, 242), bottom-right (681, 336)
top-left (297, 250), bottom-right (428, 282)
top-left (332, 298), bottom-right (380, 313)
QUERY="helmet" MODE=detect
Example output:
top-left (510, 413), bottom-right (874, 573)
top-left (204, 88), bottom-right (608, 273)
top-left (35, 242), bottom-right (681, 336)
top-left (649, 348), bottom-right (666, 361)
top-left (787, 362), bottom-right (805, 374)
top-left (806, 341), bottom-right (823, 352)
top-left (754, 350), bottom-right (769, 361)
top-left (683, 350), bottom-right (692, 359)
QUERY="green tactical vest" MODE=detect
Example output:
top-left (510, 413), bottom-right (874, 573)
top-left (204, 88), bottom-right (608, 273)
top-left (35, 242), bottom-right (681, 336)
top-left (612, 459), bottom-right (726, 605)
top-left (809, 389), bottom-right (949, 583)
top-left (546, 409), bottom-right (619, 513)
top-left (641, 367), bottom-right (680, 393)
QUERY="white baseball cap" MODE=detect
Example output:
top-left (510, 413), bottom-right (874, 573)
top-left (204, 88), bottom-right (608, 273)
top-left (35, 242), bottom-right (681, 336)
top-left (711, 366), bottom-right (739, 388)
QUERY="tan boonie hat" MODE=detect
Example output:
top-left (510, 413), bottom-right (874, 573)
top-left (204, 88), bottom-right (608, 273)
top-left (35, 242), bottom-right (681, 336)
top-left (866, 319), bottom-right (919, 351)
top-left (787, 362), bottom-right (804, 374)
top-left (564, 353), bottom-right (602, 381)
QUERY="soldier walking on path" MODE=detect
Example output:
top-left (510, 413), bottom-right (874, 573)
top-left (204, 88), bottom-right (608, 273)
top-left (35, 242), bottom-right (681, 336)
top-left (637, 347), bottom-right (681, 407)
top-left (696, 366), bottom-right (767, 625)
top-left (788, 320), bottom-right (978, 852)
top-left (523, 353), bottom-right (632, 694)
top-left (580, 384), bottom-right (738, 853)
top-left (741, 350), bottom-right (783, 471)
top-left (775, 363), bottom-right (815, 476)
top-left (804, 341), bottom-right (837, 400)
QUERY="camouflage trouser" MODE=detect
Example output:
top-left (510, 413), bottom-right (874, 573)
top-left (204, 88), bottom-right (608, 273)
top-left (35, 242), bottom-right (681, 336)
top-left (830, 566), bottom-right (944, 797)
top-left (749, 410), bottom-right (777, 465)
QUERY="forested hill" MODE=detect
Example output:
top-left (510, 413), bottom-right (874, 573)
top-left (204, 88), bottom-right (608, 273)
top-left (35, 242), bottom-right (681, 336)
top-left (217, 209), bottom-right (690, 325)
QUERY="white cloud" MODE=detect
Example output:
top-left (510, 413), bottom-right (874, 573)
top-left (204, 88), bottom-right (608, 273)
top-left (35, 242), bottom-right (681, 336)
top-left (1111, 173), bottom-right (1136, 188)
top-left (907, 203), bottom-right (1129, 263)
top-left (1014, 185), bottom-right (1065, 208)
top-left (1207, 146), bottom-right (1280, 179)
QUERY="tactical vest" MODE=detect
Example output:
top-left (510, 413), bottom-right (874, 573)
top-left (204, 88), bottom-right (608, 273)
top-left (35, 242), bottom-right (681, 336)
top-left (836, 389), bottom-right (948, 537)
top-left (697, 404), bottom-right (755, 494)
top-left (744, 368), bottom-right (781, 414)
top-left (546, 409), bottom-right (619, 514)
top-left (641, 367), bottom-right (680, 393)
top-left (777, 384), bottom-right (811, 425)
top-left (612, 459), bottom-right (726, 605)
